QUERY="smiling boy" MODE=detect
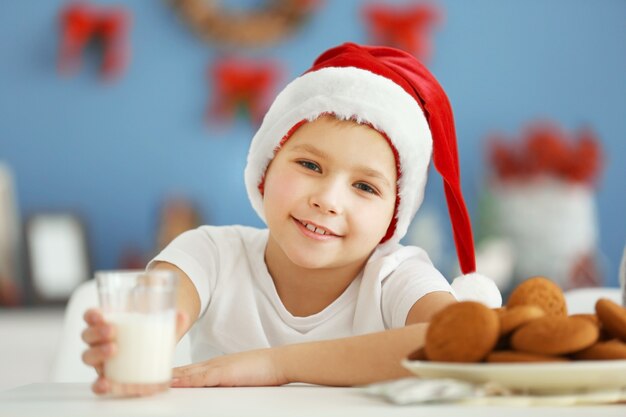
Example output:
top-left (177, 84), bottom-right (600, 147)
top-left (81, 43), bottom-right (501, 394)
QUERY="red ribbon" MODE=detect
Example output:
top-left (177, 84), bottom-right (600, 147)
top-left (58, 2), bottom-right (131, 79)
top-left (209, 58), bottom-right (280, 125)
top-left (363, 3), bottom-right (440, 60)
top-left (488, 122), bottom-right (603, 185)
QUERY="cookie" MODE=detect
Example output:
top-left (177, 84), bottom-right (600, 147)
top-left (425, 301), bottom-right (500, 363)
top-left (572, 339), bottom-right (626, 360)
top-left (507, 276), bottom-right (567, 317)
top-left (595, 298), bottom-right (626, 342)
top-left (570, 313), bottom-right (600, 327)
top-left (498, 305), bottom-right (545, 336)
top-left (511, 316), bottom-right (598, 355)
top-left (486, 350), bottom-right (569, 363)
top-left (407, 346), bottom-right (427, 361)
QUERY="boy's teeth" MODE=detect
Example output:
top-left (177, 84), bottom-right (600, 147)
top-left (304, 222), bottom-right (327, 235)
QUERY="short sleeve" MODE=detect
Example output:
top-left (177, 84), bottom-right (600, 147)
top-left (381, 248), bottom-right (454, 328)
top-left (148, 227), bottom-right (219, 316)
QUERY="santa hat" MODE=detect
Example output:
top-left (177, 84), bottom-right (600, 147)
top-left (244, 42), bottom-right (502, 308)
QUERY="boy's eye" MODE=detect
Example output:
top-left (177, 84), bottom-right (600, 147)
top-left (297, 160), bottom-right (321, 172)
top-left (354, 182), bottom-right (378, 195)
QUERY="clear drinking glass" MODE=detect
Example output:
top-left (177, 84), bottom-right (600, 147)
top-left (96, 269), bottom-right (178, 397)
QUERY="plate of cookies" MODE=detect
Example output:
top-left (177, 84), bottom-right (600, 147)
top-left (403, 277), bottom-right (626, 394)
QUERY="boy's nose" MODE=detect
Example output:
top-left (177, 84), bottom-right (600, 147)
top-left (309, 182), bottom-right (344, 215)
top-left (310, 200), bottom-right (341, 215)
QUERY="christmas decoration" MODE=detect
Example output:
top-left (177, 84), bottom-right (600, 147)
top-left (209, 57), bottom-right (281, 125)
top-left (0, 163), bottom-right (22, 306)
top-left (488, 122), bottom-right (602, 185)
top-left (58, 1), bottom-right (131, 79)
top-left (155, 197), bottom-right (202, 252)
top-left (483, 122), bottom-right (604, 291)
top-left (117, 197), bottom-right (202, 270)
top-left (362, 2), bottom-right (441, 61)
top-left (171, 0), bottom-right (321, 48)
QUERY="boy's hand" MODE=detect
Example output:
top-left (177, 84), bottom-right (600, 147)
top-left (81, 308), bottom-right (115, 394)
top-left (171, 347), bottom-right (288, 388)
top-left (81, 308), bottom-right (189, 396)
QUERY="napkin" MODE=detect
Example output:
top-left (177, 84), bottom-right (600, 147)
top-left (362, 377), bottom-right (626, 406)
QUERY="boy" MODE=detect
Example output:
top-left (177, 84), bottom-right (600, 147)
top-left (82, 43), bottom-right (501, 394)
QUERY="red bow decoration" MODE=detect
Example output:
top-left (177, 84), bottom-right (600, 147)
top-left (487, 122), bottom-right (603, 185)
top-left (362, 2), bottom-right (441, 61)
top-left (58, 1), bottom-right (131, 79)
top-left (209, 58), bottom-right (281, 125)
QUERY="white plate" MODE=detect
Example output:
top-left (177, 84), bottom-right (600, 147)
top-left (402, 359), bottom-right (626, 394)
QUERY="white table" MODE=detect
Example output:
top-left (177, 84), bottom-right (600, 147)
top-left (1, 383), bottom-right (625, 417)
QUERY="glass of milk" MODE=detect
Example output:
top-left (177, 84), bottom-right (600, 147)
top-left (96, 269), bottom-right (178, 397)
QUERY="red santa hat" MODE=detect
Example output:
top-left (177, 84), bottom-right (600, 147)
top-left (244, 42), bottom-right (502, 307)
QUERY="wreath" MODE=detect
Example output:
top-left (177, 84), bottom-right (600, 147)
top-left (171, 0), bottom-right (320, 48)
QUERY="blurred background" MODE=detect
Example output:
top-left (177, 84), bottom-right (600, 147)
top-left (0, 0), bottom-right (624, 389)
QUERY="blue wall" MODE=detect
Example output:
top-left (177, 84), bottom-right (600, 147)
top-left (1, 1), bottom-right (625, 286)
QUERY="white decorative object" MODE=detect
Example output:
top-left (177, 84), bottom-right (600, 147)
top-left (25, 213), bottom-right (89, 302)
top-left (489, 177), bottom-right (599, 290)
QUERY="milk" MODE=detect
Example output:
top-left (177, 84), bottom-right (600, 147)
top-left (104, 311), bottom-right (176, 384)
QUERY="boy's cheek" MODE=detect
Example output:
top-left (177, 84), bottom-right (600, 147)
top-left (265, 174), bottom-right (306, 202)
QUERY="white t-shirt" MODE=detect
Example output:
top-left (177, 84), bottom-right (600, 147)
top-left (149, 225), bottom-right (453, 363)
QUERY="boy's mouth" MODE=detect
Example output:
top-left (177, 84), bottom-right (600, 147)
top-left (292, 217), bottom-right (340, 237)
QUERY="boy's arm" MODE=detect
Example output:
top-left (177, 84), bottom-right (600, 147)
top-left (149, 261), bottom-right (200, 341)
top-left (280, 323), bottom-right (427, 386)
top-left (170, 292), bottom-right (454, 387)
top-left (171, 323), bottom-right (427, 387)
top-left (405, 291), bottom-right (457, 324)
top-left (281, 291), bottom-right (455, 385)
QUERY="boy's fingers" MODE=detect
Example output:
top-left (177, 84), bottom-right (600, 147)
top-left (172, 362), bottom-right (209, 376)
top-left (171, 369), bottom-right (220, 388)
top-left (172, 366), bottom-right (191, 377)
top-left (82, 343), bottom-right (116, 366)
top-left (81, 324), bottom-right (115, 345)
top-left (92, 376), bottom-right (111, 395)
top-left (83, 309), bottom-right (104, 326)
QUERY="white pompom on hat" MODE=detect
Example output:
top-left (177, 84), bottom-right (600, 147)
top-left (244, 42), bottom-right (502, 308)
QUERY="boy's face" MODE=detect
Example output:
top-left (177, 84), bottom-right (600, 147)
top-left (262, 116), bottom-right (397, 271)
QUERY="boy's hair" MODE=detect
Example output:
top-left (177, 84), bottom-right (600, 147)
top-left (244, 42), bottom-right (502, 307)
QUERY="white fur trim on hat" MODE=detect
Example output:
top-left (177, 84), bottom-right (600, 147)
top-left (450, 272), bottom-right (503, 308)
top-left (244, 66), bottom-right (432, 250)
